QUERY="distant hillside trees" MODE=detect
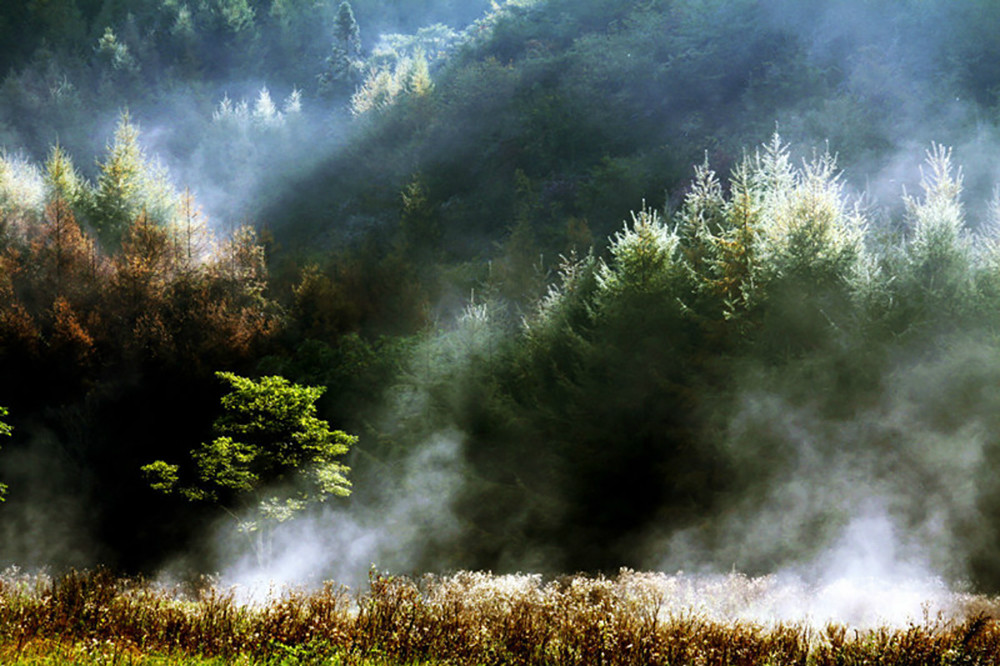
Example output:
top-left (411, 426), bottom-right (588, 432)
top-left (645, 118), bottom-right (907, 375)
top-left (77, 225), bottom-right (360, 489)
top-left (0, 114), bottom-right (280, 395)
top-left (374, 135), bottom-right (1000, 575)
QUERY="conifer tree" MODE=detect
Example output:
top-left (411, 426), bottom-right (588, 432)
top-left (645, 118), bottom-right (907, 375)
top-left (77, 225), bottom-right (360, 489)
top-left (96, 26), bottom-right (138, 73)
top-left (32, 198), bottom-right (97, 303)
top-left (893, 144), bottom-right (975, 328)
top-left (319, 1), bottom-right (362, 93)
top-left (171, 188), bottom-right (213, 273)
top-left (0, 152), bottom-right (44, 248)
top-left (404, 50), bottom-right (434, 98)
top-left (334, 1), bottom-right (361, 58)
top-left (92, 111), bottom-right (178, 249)
top-left (396, 174), bottom-right (440, 257)
top-left (93, 111), bottom-right (144, 248)
top-left (43, 143), bottom-right (85, 210)
top-left (48, 296), bottom-right (96, 368)
top-left (112, 210), bottom-right (176, 320)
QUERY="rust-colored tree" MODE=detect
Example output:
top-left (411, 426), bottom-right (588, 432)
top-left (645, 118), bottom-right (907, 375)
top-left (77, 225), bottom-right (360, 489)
top-left (110, 211), bottom-right (178, 357)
top-left (29, 198), bottom-right (102, 308)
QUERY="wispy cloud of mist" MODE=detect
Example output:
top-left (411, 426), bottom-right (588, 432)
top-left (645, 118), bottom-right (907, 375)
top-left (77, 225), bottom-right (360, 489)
top-left (638, 337), bottom-right (1000, 622)
top-left (217, 432), bottom-right (467, 595)
top-left (756, 0), bottom-right (1000, 224)
top-left (0, 427), bottom-right (104, 571)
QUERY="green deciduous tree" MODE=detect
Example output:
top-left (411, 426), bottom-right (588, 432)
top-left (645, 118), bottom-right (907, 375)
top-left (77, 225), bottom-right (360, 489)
top-left (142, 371), bottom-right (355, 562)
top-left (0, 405), bottom-right (10, 502)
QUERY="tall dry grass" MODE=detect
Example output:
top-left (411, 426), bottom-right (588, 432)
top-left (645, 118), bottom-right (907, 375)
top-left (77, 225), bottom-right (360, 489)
top-left (2, 567), bottom-right (1000, 665)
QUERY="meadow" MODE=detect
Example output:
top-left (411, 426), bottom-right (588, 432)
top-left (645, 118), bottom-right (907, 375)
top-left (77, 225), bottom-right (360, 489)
top-left (3, 567), bottom-right (1000, 666)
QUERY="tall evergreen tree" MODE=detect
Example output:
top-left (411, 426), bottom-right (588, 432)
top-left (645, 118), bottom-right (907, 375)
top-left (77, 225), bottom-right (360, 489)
top-left (91, 111), bottom-right (178, 249)
top-left (334, 1), bottom-right (360, 57)
top-left (318, 1), bottom-right (362, 94)
top-left (92, 110), bottom-right (144, 248)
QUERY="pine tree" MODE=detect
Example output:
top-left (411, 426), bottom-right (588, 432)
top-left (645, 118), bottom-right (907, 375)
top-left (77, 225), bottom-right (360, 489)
top-left (404, 50), bottom-right (433, 98)
top-left (892, 144), bottom-right (975, 329)
top-left (96, 25), bottom-right (138, 73)
top-left (32, 198), bottom-right (97, 303)
top-left (0, 152), bottom-right (45, 248)
top-left (43, 143), bottom-right (83, 208)
top-left (112, 210), bottom-right (176, 322)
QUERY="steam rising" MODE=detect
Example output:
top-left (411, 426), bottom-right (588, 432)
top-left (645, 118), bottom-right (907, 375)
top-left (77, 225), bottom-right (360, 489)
top-left (218, 433), bottom-right (466, 595)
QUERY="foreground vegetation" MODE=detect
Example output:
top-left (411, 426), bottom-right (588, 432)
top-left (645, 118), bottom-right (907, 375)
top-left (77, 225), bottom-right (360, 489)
top-left (2, 568), bottom-right (1000, 666)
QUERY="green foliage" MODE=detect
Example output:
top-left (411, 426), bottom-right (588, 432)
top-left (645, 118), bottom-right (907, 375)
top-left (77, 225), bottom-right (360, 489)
top-left (43, 143), bottom-right (84, 207)
top-left (900, 145), bottom-right (974, 316)
top-left (96, 26), bottom-right (138, 73)
top-left (142, 372), bottom-right (355, 542)
top-left (334, 1), bottom-right (361, 57)
top-left (91, 110), bottom-right (179, 249)
top-left (424, 135), bottom-right (983, 570)
top-left (12, 0), bottom-right (1000, 581)
top-left (0, 405), bottom-right (9, 502)
top-left (319, 1), bottom-right (364, 94)
top-left (597, 206), bottom-right (685, 309)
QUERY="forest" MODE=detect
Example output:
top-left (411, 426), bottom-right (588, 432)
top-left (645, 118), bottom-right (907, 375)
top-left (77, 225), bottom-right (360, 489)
top-left (6, 0), bottom-right (1000, 613)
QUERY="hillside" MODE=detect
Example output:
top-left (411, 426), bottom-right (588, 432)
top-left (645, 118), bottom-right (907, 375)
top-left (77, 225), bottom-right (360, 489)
top-left (3, 0), bottom-right (1000, 593)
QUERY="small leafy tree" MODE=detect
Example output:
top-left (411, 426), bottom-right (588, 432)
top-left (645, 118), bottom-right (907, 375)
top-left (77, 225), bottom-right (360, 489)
top-left (0, 405), bottom-right (10, 502)
top-left (142, 372), bottom-right (355, 562)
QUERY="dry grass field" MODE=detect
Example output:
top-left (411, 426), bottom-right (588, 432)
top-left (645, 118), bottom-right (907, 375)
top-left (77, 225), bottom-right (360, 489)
top-left (3, 567), bottom-right (1000, 665)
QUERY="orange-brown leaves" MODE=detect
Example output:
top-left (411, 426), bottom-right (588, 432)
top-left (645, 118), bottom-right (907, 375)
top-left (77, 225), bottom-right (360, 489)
top-left (31, 198), bottom-right (103, 306)
top-left (49, 297), bottom-right (95, 366)
top-left (0, 205), bottom-right (280, 375)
